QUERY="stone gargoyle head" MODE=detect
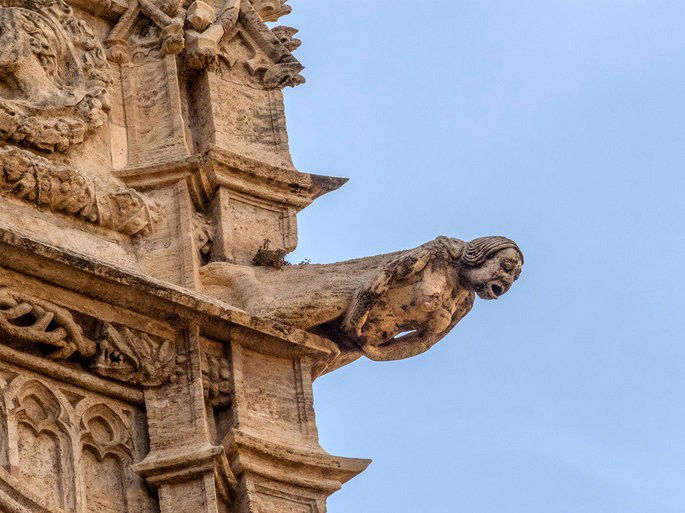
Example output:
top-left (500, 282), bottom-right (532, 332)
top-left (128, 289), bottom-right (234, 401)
top-left (458, 236), bottom-right (524, 300)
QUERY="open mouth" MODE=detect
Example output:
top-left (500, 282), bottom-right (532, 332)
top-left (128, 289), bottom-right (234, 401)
top-left (92, 345), bottom-right (126, 371)
top-left (476, 282), bottom-right (507, 299)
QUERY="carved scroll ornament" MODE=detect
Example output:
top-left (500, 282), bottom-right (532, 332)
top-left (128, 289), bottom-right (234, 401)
top-left (0, 286), bottom-right (95, 359)
top-left (0, 287), bottom-right (178, 385)
top-left (0, 145), bottom-right (161, 236)
top-left (0, 0), bottom-right (111, 152)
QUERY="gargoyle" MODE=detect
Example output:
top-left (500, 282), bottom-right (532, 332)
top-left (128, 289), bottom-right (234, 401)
top-left (201, 236), bottom-right (523, 365)
top-left (90, 322), bottom-right (176, 386)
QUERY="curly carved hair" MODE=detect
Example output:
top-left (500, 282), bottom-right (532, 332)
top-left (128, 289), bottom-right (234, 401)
top-left (461, 236), bottom-right (523, 267)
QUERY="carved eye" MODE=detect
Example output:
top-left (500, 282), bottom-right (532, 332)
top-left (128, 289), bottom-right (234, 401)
top-left (501, 259), bottom-right (514, 272)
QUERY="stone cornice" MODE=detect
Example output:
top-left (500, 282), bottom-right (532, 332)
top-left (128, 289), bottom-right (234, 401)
top-left (225, 430), bottom-right (371, 494)
top-left (0, 224), bottom-right (338, 364)
top-left (114, 145), bottom-right (348, 211)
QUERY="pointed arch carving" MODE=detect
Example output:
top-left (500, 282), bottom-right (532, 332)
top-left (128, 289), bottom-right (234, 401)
top-left (10, 380), bottom-right (76, 512)
top-left (0, 359), bottom-right (156, 513)
top-left (78, 404), bottom-right (146, 513)
top-left (80, 404), bottom-right (134, 463)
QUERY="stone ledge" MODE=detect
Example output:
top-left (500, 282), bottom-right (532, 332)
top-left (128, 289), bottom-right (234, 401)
top-left (0, 225), bottom-right (338, 364)
top-left (114, 145), bottom-right (348, 210)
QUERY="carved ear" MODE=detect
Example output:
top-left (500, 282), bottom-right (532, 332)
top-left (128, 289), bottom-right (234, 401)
top-left (157, 339), bottom-right (176, 366)
top-left (137, 333), bottom-right (154, 361)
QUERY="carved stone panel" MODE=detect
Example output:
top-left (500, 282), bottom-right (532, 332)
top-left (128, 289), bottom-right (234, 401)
top-left (235, 346), bottom-right (317, 448)
top-left (190, 71), bottom-right (295, 170)
top-left (0, 360), bottom-right (153, 513)
top-left (210, 188), bottom-right (296, 264)
top-left (14, 380), bottom-right (75, 511)
top-left (0, 0), bottom-right (111, 153)
top-left (119, 55), bottom-right (190, 167)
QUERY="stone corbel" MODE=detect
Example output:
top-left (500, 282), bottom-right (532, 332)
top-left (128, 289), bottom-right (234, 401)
top-left (133, 442), bottom-right (237, 496)
top-left (225, 430), bottom-right (370, 513)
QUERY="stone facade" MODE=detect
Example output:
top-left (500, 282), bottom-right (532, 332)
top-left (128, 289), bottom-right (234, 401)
top-left (0, 1), bottom-right (524, 512)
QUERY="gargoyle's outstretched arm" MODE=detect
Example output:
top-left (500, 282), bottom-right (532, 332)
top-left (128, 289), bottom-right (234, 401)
top-left (358, 292), bottom-right (472, 362)
top-left (360, 331), bottom-right (440, 361)
top-left (342, 243), bottom-right (436, 338)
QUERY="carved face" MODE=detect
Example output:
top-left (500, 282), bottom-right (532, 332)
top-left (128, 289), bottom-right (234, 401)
top-left (461, 247), bottom-right (523, 300)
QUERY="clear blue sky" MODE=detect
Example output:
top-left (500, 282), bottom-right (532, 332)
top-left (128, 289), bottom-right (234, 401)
top-left (283, 1), bottom-right (685, 512)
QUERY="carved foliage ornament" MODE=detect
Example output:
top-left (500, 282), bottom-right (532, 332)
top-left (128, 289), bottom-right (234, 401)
top-left (0, 0), bottom-right (111, 152)
top-left (202, 354), bottom-right (231, 407)
top-left (0, 145), bottom-right (161, 235)
top-left (0, 287), bottom-right (177, 387)
top-left (193, 211), bottom-right (214, 257)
